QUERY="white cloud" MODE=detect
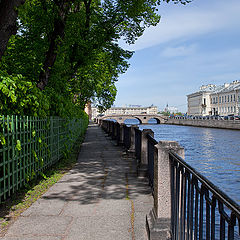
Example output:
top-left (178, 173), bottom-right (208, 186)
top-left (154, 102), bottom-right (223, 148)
top-left (120, 0), bottom-right (240, 51)
top-left (161, 44), bottom-right (197, 57)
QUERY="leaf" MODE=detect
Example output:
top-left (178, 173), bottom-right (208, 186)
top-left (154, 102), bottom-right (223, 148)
top-left (16, 140), bottom-right (22, 151)
top-left (32, 130), bottom-right (36, 137)
top-left (0, 133), bottom-right (6, 146)
top-left (32, 150), bottom-right (38, 161)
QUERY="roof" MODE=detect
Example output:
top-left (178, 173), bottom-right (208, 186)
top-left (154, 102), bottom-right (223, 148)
top-left (188, 80), bottom-right (240, 96)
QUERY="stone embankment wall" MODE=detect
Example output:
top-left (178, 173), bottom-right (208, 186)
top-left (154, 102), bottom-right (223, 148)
top-left (166, 119), bottom-right (240, 130)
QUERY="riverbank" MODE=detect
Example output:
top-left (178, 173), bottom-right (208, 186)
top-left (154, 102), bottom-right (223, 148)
top-left (166, 118), bottom-right (240, 130)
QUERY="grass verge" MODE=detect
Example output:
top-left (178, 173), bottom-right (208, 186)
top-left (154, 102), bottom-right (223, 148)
top-left (0, 134), bottom-right (85, 237)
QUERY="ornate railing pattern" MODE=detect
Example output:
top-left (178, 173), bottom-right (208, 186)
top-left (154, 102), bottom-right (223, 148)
top-left (170, 151), bottom-right (240, 240)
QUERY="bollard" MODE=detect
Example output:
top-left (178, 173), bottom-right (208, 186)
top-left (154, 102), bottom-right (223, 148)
top-left (127, 125), bottom-right (138, 156)
top-left (137, 129), bottom-right (154, 177)
top-left (118, 123), bottom-right (125, 145)
top-left (146, 141), bottom-right (184, 240)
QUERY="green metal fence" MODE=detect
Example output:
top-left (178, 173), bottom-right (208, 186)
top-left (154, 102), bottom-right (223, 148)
top-left (0, 115), bottom-right (88, 203)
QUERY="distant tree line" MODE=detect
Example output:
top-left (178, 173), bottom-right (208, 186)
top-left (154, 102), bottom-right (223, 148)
top-left (0, 0), bottom-right (190, 117)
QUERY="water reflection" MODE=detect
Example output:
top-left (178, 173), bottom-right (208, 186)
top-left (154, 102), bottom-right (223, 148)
top-left (139, 124), bottom-right (240, 203)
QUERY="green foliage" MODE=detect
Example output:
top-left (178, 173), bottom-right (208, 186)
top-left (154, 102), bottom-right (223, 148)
top-left (160, 111), bottom-right (170, 116)
top-left (0, 133), bottom-right (6, 146)
top-left (175, 112), bottom-right (183, 116)
top-left (16, 140), bottom-right (22, 151)
top-left (0, 0), bottom-right (190, 116)
top-left (0, 71), bottom-right (50, 117)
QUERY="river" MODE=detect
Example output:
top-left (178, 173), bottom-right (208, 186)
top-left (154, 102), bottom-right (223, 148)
top-left (125, 119), bottom-right (240, 204)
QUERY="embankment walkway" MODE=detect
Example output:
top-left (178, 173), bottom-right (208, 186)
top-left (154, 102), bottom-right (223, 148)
top-left (1, 124), bottom-right (153, 240)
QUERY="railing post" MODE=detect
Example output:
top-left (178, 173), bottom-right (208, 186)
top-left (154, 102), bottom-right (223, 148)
top-left (112, 122), bottom-right (117, 140)
top-left (146, 141), bottom-right (184, 240)
top-left (138, 129), bottom-right (154, 177)
top-left (118, 123), bottom-right (125, 145)
top-left (107, 121), bottom-right (111, 134)
top-left (128, 125), bottom-right (138, 155)
top-left (116, 123), bottom-right (121, 145)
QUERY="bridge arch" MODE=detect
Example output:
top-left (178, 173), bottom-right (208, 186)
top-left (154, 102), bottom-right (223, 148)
top-left (105, 118), bottom-right (117, 122)
top-left (100, 114), bottom-right (166, 125)
top-left (148, 117), bottom-right (161, 124)
top-left (123, 117), bottom-right (142, 125)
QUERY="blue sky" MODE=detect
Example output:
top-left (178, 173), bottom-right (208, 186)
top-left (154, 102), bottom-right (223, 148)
top-left (114, 0), bottom-right (240, 113)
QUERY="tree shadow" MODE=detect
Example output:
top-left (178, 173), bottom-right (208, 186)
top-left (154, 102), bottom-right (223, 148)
top-left (41, 125), bottom-right (153, 205)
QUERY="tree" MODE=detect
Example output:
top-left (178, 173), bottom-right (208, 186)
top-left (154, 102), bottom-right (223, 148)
top-left (0, 0), bottom-right (191, 116)
top-left (0, 0), bottom-right (26, 60)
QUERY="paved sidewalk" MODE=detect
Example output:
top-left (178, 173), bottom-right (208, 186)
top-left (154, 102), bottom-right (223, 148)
top-left (1, 124), bottom-right (153, 240)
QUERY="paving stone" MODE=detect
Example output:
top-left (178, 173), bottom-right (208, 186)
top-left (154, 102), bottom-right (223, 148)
top-left (134, 211), bottom-right (150, 240)
top-left (0, 236), bottom-right (61, 240)
top-left (21, 198), bottom-right (65, 216)
top-left (5, 216), bottom-right (72, 237)
top-left (61, 201), bottom-right (98, 217)
top-left (95, 199), bottom-right (131, 216)
top-left (65, 215), bottom-right (132, 240)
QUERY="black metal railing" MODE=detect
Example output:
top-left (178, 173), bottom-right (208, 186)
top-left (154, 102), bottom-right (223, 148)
top-left (135, 128), bottom-right (142, 161)
top-left (99, 120), bottom-right (240, 239)
top-left (170, 151), bottom-right (240, 240)
top-left (147, 134), bottom-right (157, 193)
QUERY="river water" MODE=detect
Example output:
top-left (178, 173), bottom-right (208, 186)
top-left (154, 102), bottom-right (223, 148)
top-left (125, 119), bottom-right (240, 204)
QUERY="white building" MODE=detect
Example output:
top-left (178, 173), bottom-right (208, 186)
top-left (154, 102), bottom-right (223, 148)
top-left (91, 105), bottom-right (158, 119)
top-left (187, 81), bottom-right (240, 116)
top-left (210, 81), bottom-right (240, 116)
top-left (187, 84), bottom-right (215, 116)
top-left (164, 104), bottom-right (178, 114)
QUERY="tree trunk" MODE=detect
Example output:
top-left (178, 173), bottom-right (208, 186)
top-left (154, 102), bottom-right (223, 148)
top-left (0, 0), bottom-right (25, 60)
top-left (37, 18), bottom-right (65, 90)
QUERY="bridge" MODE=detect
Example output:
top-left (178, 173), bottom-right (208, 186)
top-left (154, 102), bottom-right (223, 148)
top-left (99, 114), bottom-right (167, 124)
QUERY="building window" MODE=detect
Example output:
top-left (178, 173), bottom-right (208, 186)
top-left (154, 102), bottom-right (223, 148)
top-left (234, 106), bottom-right (236, 112)
top-left (228, 95), bottom-right (229, 102)
top-left (228, 107), bottom-right (230, 112)
top-left (231, 106), bottom-right (233, 112)
top-left (222, 96), bottom-right (224, 103)
top-left (210, 98), bottom-right (212, 104)
top-left (219, 97), bottom-right (221, 103)
top-left (234, 95), bottom-right (236, 102)
top-left (231, 95), bottom-right (232, 102)
top-left (225, 96), bottom-right (226, 102)
top-left (203, 98), bottom-right (206, 105)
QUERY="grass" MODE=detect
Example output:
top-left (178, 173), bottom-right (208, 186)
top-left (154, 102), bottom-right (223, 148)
top-left (0, 134), bottom-right (85, 236)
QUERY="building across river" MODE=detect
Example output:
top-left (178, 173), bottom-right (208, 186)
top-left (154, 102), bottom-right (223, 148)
top-left (92, 105), bottom-right (158, 120)
top-left (187, 80), bottom-right (240, 116)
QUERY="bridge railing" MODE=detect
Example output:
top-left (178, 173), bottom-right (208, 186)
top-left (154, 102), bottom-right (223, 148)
top-left (99, 119), bottom-right (240, 240)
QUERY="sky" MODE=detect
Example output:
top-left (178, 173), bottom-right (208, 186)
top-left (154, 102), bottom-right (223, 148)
top-left (114, 0), bottom-right (240, 113)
